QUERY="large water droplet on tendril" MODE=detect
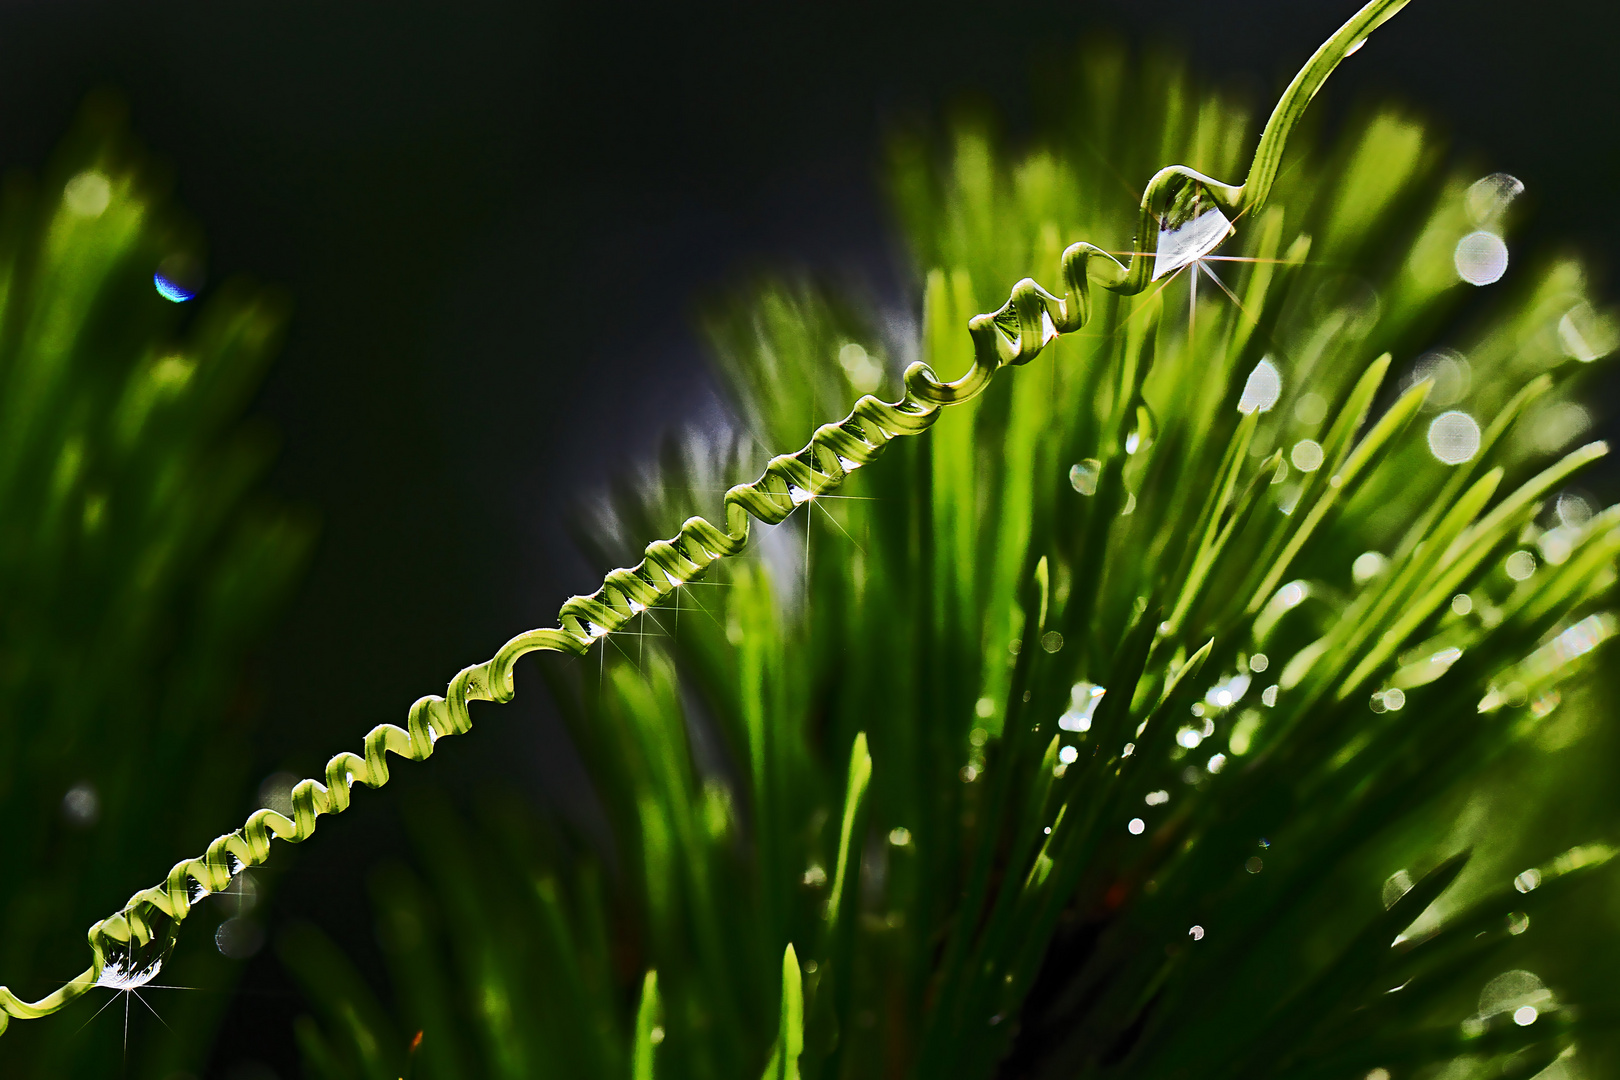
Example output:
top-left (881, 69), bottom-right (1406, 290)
top-left (95, 928), bottom-right (176, 991)
top-left (1152, 177), bottom-right (1233, 281)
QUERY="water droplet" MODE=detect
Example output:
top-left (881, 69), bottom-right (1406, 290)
top-left (1514, 868), bottom-right (1543, 893)
top-left (1204, 672), bottom-right (1250, 710)
top-left (1188, 925), bottom-right (1205, 941)
top-left (1507, 911), bottom-right (1530, 936)
top-left (801, 864), bottom-right (827, 887)
top-left (1249, 653), bottom-right (1269, 674)
top-left (1152, 179), bottom-right (1233, 281)
top-left (62, 781), bottom-right (100, 827)
top-left (1069, 458), bottom-right (1101, 495)
top-left (1556, 492), bottom-right (1592, 529)
top-left (64, 171), bottom-right (111, 217)
top-left (1465, 172), bottom-right (1524, 225)
top-left (1289, 439), bottom-right (1324, 472)
top-left (1428, 410), bottom-right (1481, 464)
top-left (960, 765), bottom-right (979, 783)
top-left (1477, 970), bottom-right (1554, 1023)
top-left (1238, 358), bottom-right (1282, 414)
top-left (1505, 550), bottom-right (1537, 581)
top-left (1451, 593), bottom-right (1473, 617)
top-left (155, 253), bottom-right (203, 304)
top-left (1145, 790), bottom-right (1169, 806)
top-left (1245, 856), bottom-right (1263, 874)
top-left (1206, 753), bottom-right (1227, 774)
top-left (1058, 745), bottom-right (1079, 765)
top-left (1454, 231), bottom-right (1508, 285)
top-left (975, 696), bottom-right (995, 719)
top-left (888, 827), bottom-right (911, 847)
top-left (1041, 631), bottom-right (1065, 653)
top-left (1059, 684), bottom-right (1105, 736)
top-left (154, 273), bottom-right (194, 303)
top-left (96, 932), bottom-right (174, 991)
top-left (216, 916), bottom-right (265, 959)
top-left (1260, 685), bottom-right (1278, 708)
top-left (1128, 818), bottom-right (1146, 835)
top-left (1351, 551), bottom-right (1388, 584)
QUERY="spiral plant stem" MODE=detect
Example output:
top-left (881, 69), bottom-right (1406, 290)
top-left (0, 0), bottom-right (1408, 1034)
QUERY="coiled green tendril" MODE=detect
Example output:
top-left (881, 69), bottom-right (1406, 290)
top-left (0, 0), bottom-right (1406, 1033)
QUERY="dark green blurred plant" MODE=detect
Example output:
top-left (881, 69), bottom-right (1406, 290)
top-left (281, 20), bottom-right (1620, 1080)
top-left (0, 100), bottom-right (314, 1076)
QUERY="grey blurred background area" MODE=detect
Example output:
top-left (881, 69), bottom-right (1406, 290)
top-left (0, 0), bottom-right (1614, 1070)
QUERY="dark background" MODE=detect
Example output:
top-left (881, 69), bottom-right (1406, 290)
top-left (0, 0), bottom-right (1614, 1072)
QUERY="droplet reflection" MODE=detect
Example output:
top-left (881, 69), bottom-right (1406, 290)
top-left (1069, 459), bottom-right (1101, 495)
top-left (1289, 439), bottom-right (1324, 472)
top-left (1514, 868), bottom-right (1543, 893)
top-left (1454, 230), bottom-right (1508, 286)
top-left (1505, 550), bottom-right (1537, 581)
top-left (1427, 410), bottom-right (1481, 464)
top-left (1465, 173), bottom-right (1524, 224)
top-left (1059, 683), bottom-right (1105, 732)
top-left (62, 781), bottom-right (100, 827)
top-left (154, 273), bottom-right (196, 303)
top-left (1238, 358), bottom-right (1282, 414)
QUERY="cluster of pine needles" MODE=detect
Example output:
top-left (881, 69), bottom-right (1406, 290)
top-left (273, 41), bottom-right (1620, 1080)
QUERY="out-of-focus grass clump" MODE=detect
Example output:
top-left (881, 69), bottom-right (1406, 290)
top-left (287, 45), bottom-right (1620, 1080)
top-left (0, 100), bottom-right (313, 1077)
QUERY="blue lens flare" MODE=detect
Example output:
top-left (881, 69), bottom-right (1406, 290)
top-left (154, 273), bottom-right (195, 303)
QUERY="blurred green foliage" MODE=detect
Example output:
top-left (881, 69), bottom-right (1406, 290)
top-left (286, 45), bottom-right (1620, 1080)
top-left (0, 99), bottom-right (313, 1076)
